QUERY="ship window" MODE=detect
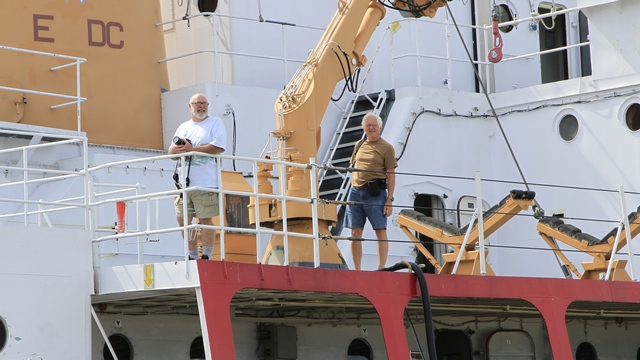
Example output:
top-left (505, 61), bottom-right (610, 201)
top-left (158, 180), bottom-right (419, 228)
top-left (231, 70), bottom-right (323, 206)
top-left (0, 316), bottom-right (7, 352)
top-left (496, 4), bottom-right (515, 33)
top-left (559, 114), bottom-right (579, 141)
top-left (575, 341), bottom-right (597, 360)
top-left (539, 4), bottom-right (568, 83)
top-left (347, 338), bottom-right (373, 360)
top-left (625, 103), bottom-right (640, 131)
top-left (436, 329), bottom-right (472, 359)
top-left (190, 336), bottom-right (206, 359)
top-left (103, 334), bottom-right (133, 360)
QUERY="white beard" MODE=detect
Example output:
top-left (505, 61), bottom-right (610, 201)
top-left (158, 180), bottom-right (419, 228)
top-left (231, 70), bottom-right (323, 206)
top-left (191, 108), bottom-right (208, 120)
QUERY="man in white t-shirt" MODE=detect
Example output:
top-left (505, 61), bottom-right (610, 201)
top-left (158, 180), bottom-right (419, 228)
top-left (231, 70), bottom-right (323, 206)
top-left (168, 93), bottom-right (227, 260)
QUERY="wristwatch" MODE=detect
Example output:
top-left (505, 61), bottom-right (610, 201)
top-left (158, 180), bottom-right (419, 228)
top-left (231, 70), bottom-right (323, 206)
top-left (387, 196), bottom-right (394, 202)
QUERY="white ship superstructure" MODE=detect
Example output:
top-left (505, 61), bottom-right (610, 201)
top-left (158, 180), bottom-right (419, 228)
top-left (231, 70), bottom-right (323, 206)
top-left (2, 0), bottom-right (640, 359)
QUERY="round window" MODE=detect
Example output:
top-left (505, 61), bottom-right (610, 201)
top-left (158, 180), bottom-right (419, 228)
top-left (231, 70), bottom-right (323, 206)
top-left (190, 336), bottom-right (205, 359)
top-left (348, 338), bottom-right (373, 360)
top-left (496, 4), bottom-right (515, 33)
top-left (575, 341), bottom-right (597, 360)
top-left (103, 333), bottom-right (133, 360)
top-left (0, 316), bottom-right (7, 352)
top-left (625, 103), bottom-right (640, 131)
top-left (559, 114), bottom-right (579, 141)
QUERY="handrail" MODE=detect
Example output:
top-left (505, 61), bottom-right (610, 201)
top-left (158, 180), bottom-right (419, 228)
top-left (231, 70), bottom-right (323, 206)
top-left (156, 11), bottom-right (322, 90)
top-left (3, 129), bottom-right (640, 279)
top-left (0, 45), bottom-right (86, 132)
top-left (388, 5), bottom-right (591, 92)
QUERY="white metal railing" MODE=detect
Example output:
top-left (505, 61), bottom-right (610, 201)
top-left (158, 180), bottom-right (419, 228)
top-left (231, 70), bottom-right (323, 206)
top-left (387, 5), bottom-right (592, 93)
top-left (86, 152), bottom-right (334, 275)
top-left (155, 4), bottom-right (593, 95)
top-left (0, 45), bottom-right (87, 132)
top-left (157, 12), bottom-right (323, 90)
top-left (0, 138), bottom-right (333, 272)
top-left (0, 130), bottom-right (89, 228)
top-left (4, 131), bottom-right (640, 280)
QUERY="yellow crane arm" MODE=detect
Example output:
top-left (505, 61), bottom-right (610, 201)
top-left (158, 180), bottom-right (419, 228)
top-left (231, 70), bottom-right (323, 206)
top-left (273, 0), bottom-right (448, 165)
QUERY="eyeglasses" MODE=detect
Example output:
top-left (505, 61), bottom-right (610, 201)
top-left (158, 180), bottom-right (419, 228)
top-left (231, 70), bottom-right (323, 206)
top-left (190, 101), bottom-right (209, 106)
top-left (365, 124), bottom-right (379, 128)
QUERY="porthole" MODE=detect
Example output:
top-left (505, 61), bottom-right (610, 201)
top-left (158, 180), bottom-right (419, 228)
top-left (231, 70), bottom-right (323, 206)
top-left (575, 341), bottom-right (597, 360)
top-left (496, 4), bottom-right (515, 33)
top-left (103, 334), bottom-right (133, 360)
top-left (190, 336), bottom-right (205, 359)
top-left (0, 316), bottom-right (7, 352)
top-left (347, 338), bottom-right (373, 360)
top-left (625, 103), bottom-right (640, 131)
top-left (558, 114), bottom-right (579, 141)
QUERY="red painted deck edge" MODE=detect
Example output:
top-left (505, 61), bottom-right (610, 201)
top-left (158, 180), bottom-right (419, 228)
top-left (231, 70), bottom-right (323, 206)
top-left (198, 261), bottom-right (640, 359)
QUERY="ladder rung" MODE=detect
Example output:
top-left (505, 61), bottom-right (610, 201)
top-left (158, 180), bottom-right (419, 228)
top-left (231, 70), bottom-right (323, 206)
top-left (322, 173), bottom-right (346, 181)
top-left (339, 126), bottom-right (364, 134)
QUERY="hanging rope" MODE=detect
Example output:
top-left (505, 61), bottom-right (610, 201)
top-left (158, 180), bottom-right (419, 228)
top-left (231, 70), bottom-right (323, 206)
top-left (540, 0), bottom-right (558, 30)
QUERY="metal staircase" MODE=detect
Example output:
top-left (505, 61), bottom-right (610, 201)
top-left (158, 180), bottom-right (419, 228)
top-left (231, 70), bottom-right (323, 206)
top-left (318, 90), bottom-right (395, 233)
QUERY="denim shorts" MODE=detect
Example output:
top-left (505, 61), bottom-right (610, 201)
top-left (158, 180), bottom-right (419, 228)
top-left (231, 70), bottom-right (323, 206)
top-left (345, 186), bottom-right (388, 230)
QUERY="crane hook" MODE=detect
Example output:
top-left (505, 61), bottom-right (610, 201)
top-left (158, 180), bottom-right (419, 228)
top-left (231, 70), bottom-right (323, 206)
top-left (488, 12), bottom-right (503, 63)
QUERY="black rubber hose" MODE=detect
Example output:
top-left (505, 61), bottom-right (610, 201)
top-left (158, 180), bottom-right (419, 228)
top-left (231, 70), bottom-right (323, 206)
top-left (379, 261), bottom-right (437, 359)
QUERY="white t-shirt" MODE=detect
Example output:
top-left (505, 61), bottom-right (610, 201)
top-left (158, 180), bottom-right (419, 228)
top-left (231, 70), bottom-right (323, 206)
top-left (173, 116), bottom-right (227, 188)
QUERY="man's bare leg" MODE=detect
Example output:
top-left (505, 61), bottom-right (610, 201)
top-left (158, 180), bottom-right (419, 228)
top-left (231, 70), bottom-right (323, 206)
top-left (351, 228), bottom-right (364, 270)
top-left (199, 217), bottom-right (216, 259)
top-left (374, 228), bottom-right (389, 270)
top-left (177, 215), bottom-right (198, 258)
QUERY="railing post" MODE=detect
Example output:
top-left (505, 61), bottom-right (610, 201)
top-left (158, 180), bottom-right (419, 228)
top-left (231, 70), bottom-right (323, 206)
top-left (309, 158), bottom-right (320, 268)
top-left (282, 24), bottom-right (289, 84)
top-left (83, 137), bottom-right (91, 231)
top-left (413, 18), bottom-right (422, 91)
top-left (76, 59), bottom-right (82, 133)
top-left (217, 154), bottom-right (225, 261)
top-left (252, 160), bottom-right (262, 264)
top-left (89, 179), bottom-right (101, 269)
top-left (212, 14), bottom-right (219, 96)
top-left (180, 155), bottom-right (191, 279)
top-left (445, 16), bottom-right (453, 93)
top-left (604, 223), bottom-right (624, 281)
top-left (22, 147), bottom-right (28, 225)
top-left (476, 171), bottom-right (486, 275)
top-left (136, 183), bottom-right (144, 265)
top-left (452, 172), bottom-right (485, 275)
top-left (620, 186), bottom-right (636, 280)
top-left (280, 159), bottom-right (290, 266)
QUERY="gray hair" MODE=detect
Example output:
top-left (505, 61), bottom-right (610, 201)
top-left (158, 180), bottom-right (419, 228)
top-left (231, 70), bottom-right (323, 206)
top-left (361, 112), bottom-right (383, 128)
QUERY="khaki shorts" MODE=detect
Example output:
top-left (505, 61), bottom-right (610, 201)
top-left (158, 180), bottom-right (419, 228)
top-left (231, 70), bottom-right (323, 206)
top-left (174, 189), bottom-right (220, 219)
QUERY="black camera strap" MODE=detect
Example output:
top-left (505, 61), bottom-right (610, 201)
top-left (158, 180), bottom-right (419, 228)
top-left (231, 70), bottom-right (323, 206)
top-left (173, 156), bottom-right (192, 189)
top-left (350, 138), bottom-right (366, 166)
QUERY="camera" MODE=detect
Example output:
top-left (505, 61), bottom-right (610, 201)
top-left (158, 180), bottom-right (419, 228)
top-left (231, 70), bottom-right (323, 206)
top-left (173, 136), bottom-right (191, 145)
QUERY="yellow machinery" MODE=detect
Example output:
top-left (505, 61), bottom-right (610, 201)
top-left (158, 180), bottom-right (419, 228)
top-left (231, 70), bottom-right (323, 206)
top-left (536, 208), bottom-right (640, 281)
top-left (248, 0), bottom-right (449, 267)
top-left (397, 190), bottom-right (536, 275)
top-left (1, 0), bottom-right (450, 267)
